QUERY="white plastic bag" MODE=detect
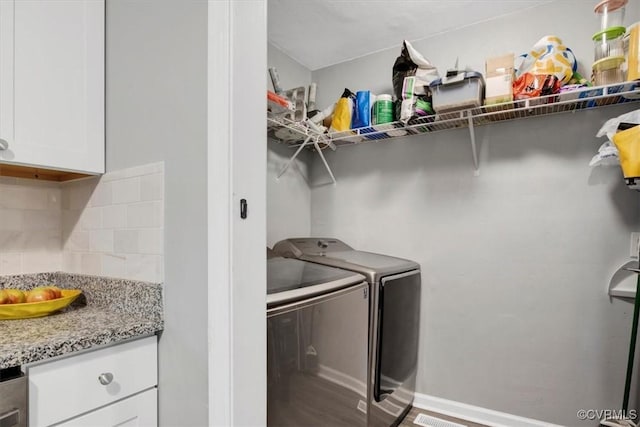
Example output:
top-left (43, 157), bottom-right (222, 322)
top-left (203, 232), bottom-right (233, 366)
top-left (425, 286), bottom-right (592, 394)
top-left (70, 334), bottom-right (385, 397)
top-left (589, 141), bottom-right (620, 167)
top-left (596, 109), bottom-right (640, 142)
top-left (590, 108), bottom-right (640, 167)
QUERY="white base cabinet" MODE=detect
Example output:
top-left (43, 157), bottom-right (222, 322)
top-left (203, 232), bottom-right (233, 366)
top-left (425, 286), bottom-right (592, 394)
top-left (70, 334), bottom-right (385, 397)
top-left (0, 0), bottom-right (105, 174)
top-left (56, 389), bottom-right (157, 427)
top-left (27, 336), bottom-right (157, 427)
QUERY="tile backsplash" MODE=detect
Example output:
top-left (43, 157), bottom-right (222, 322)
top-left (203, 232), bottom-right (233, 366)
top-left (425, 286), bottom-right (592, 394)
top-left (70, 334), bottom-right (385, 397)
top-left (0, 162), bottom-right (164, 283)
top-left (0, 178), bottom-right (62, 275)
top-left (62, 162), bottom-right (164, 283)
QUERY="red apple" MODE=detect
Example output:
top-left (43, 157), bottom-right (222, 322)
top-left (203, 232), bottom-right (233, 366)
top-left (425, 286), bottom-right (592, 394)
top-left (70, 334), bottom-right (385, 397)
top-left (26, 287), bottom-right (56, 303)
top-left (0, 289), bottom-right (9, 304)
top-left (44, 286), bottom-right (62, 299)
top-left (5, 289), bottom-right (26, 304)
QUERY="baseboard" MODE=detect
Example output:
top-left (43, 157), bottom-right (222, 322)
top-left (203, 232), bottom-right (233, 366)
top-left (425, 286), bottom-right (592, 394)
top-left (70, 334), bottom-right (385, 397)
top-left (413, 393), bottom-right (564, 427)
top-left (316, 364), bottom-right (367, 397)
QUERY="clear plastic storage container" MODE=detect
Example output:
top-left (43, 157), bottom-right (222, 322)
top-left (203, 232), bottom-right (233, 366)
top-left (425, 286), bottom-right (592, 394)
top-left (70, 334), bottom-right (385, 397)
top-left (594, 0), bottom-right (627, 30)
top-left (429, 71), bottom-right (485, 113)
top-left (592, 55), bottom-right (626, 85)
top-left (593, 26), bottom-right (626, 61)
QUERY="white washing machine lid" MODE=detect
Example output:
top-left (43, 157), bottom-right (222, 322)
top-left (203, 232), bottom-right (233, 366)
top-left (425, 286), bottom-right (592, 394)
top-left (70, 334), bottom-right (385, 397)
top-left (267, 257), bottom-right (365, 307)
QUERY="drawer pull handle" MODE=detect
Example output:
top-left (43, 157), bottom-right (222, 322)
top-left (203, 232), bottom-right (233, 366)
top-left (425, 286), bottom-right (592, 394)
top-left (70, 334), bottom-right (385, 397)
top-left (0, 409), bottom-right (20, 427)
top-left (98, 372), bottom-right (114, 385)
top-left (0, 139), bottom-right (8, 151)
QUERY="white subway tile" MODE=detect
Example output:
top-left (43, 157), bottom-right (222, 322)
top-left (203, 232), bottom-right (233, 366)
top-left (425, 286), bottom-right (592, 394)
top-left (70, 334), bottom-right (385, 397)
top-left (138, 229), bottom-right (163, 255)
top-left (81, 253), bottom-right (102, 275)
top-left (64, 230), bottom-right (90, 252)
top-left (62, 210), bottom-right (82, 237)
top-left (22, 210), bottom-right (61, 231)
top-left (157, 255), bottom-right (164, 282)
top-left (101, 162), bottom-right (164, 182)
top-left (62, 252), bottom-right (81, 273)
top-left (127, 201), bottom-right (162, 228)
top-left (0, 177), bottom-right (17, 185)
top-left (114, 229), bottom-right (139, 253)
top-left (0, 231), bottom-right (24, 252)
top-left (89, 229), bottom-right (114, 253)
top-left (102, 204), bottom-right (127, 229)
top-left (0, 186), bottom-right (47, 210)
top-left (0, 253), bottom-right (22, 275)
top-left (46, 189), bottom-right (62, 210)
top-left (90, 181), bottom-right (113, 207)
top-left (21, 231), bottom-right (61, 252)
top-left (125, 254), bottom-right (162, 282)
top-left (15, 178), bottom-right (59, 189)
top-left (64, 179), bottom-right (97, 210)
top-left (112, 177), bottom-right (141, 204)
top-left (0, 209), bottom-right (23, 231)
top-left (140, 173), bottom-right (164, 201)
top-left (0, 162), bottom-right (165, 279)
top-left (101, 253), bottom-right (127, 278)
top-left (81, 207), bottom-right (102, 230)
top-left (22, 251), bottom-right (61, 273)
top-left (42, 232), bottom-right (62, 251)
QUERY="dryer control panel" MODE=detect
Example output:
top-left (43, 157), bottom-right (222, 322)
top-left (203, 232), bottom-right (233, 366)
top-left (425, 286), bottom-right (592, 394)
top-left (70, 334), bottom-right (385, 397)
top-left (273, 238), bottom-right (353, 257)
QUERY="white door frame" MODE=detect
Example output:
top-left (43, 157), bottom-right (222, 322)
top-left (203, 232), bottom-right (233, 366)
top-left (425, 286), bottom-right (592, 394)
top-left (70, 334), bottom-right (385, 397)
top-left (208, 1), bottom-right (266, 426)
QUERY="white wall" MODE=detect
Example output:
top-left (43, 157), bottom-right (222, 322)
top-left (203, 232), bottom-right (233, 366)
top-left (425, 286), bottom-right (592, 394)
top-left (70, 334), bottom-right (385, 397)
top-left (307, 2), bottom-right (640, 426)
top-left (267, 43), bottom-right (313, 246)
top-left (105, 1), bottom-right (209, 425)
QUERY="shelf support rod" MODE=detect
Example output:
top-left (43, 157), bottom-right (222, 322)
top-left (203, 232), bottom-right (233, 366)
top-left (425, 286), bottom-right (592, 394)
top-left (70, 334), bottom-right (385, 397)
top-left (467, 114), bottom-right (480, 176)
top-left (312, 136), bottom-right (337, 185)
top-left (277, 135), bottom-right (312, 179)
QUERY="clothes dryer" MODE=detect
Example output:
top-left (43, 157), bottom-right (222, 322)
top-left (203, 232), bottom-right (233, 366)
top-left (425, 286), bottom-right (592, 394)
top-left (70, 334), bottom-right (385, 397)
top-left (273, 238), bottom-right (421, 427)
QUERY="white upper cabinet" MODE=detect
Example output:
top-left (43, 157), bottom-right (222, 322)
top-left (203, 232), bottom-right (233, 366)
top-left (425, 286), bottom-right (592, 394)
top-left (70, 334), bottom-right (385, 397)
top-left (0, 0), bottom-right (104, 174)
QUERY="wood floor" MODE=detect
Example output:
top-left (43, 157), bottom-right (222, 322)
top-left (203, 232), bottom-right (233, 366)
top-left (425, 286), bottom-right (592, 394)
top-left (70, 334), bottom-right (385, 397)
top-left (267, 369), bottom-right (488, 427)
top-left (399, 406), bottom-right (488, 427)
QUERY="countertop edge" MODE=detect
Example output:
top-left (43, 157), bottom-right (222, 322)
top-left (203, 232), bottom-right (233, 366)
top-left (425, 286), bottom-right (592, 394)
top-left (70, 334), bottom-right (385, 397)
top-left (1, 321), bottom-right (164, 369)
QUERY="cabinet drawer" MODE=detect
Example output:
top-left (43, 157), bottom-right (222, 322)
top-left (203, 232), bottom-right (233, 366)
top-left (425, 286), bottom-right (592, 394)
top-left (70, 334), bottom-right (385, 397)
top-left (28, 336), bottom-right (157, 427)
top-left (57, 388), bottom-right (157, 427)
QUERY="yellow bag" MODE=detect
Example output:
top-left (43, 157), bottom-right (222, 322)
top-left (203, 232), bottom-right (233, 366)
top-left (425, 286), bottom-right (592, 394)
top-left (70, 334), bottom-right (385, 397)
top-left (330, 89), bottom-right (355, 133)
top-left (613, 125), bottom-right (640, 178)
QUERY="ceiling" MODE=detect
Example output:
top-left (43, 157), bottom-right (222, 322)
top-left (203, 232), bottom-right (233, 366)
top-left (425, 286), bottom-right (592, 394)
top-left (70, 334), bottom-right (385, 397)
top-left (268, 0), bottom-right (554, 71)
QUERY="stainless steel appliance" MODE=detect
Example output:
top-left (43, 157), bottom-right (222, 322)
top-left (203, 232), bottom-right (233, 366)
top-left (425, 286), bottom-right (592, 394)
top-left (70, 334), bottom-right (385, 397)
top-left (0, 367), bottom-right (27, 427)
top-left (267, 251), bottom-right (369, 427)
top-left (273, 238), bottom-right (421, 427)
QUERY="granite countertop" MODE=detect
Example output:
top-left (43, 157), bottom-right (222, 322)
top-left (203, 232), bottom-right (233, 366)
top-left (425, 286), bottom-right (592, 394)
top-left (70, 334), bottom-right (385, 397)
top-left (0, 272), bottom-right (164, 369)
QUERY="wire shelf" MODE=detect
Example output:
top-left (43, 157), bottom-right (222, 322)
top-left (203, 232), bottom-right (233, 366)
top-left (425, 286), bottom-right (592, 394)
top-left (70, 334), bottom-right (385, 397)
top-left (267, 81), bottom-right (640, 148)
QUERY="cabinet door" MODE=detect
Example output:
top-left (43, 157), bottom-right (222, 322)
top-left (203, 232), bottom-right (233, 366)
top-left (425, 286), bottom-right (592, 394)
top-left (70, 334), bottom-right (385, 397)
top-left (0, 0), bottom-right (104, 174)
top-left (57, 388), bottom-right (157, 427)
top-left (28, 336), bottom-right (157, 427)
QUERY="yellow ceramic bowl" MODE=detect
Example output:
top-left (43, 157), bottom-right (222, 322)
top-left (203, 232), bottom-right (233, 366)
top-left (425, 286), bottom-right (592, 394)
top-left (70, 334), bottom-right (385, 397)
top-left (0, 289), bottom-right (82, 320)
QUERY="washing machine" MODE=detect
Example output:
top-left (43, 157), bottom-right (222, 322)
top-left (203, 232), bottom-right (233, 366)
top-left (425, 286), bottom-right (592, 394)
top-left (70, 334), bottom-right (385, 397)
top-left (267, 248), bottom-right (369, 427)
top-left (272, 239), bottom-right (421, 427)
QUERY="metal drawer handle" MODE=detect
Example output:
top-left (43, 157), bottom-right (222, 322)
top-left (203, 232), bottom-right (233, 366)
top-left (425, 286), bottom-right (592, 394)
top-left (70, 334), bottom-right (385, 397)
top-left (0, 139), bottom-right (8, 151)
top-left (98, 372), bottom-right (114, 386)
top-left (0, 409), bottom-right (20, 427)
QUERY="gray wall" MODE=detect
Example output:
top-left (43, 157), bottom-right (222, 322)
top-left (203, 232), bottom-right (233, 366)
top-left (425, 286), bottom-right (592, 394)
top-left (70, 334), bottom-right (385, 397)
top-left (308, 2), bottom-right (640, 425)
top-left (105, 1), bottom-right (209, 425)
top-left (267, 43), bottom-right (313, 246)
top-left (310, 109), bottom-right (640, 426)
top-left (312, 0), bottom-right (640, 110)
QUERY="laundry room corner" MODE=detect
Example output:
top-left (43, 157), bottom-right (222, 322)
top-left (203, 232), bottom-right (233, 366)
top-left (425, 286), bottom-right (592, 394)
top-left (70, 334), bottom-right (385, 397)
top-left (267, 43), bottom-right (314, 247)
